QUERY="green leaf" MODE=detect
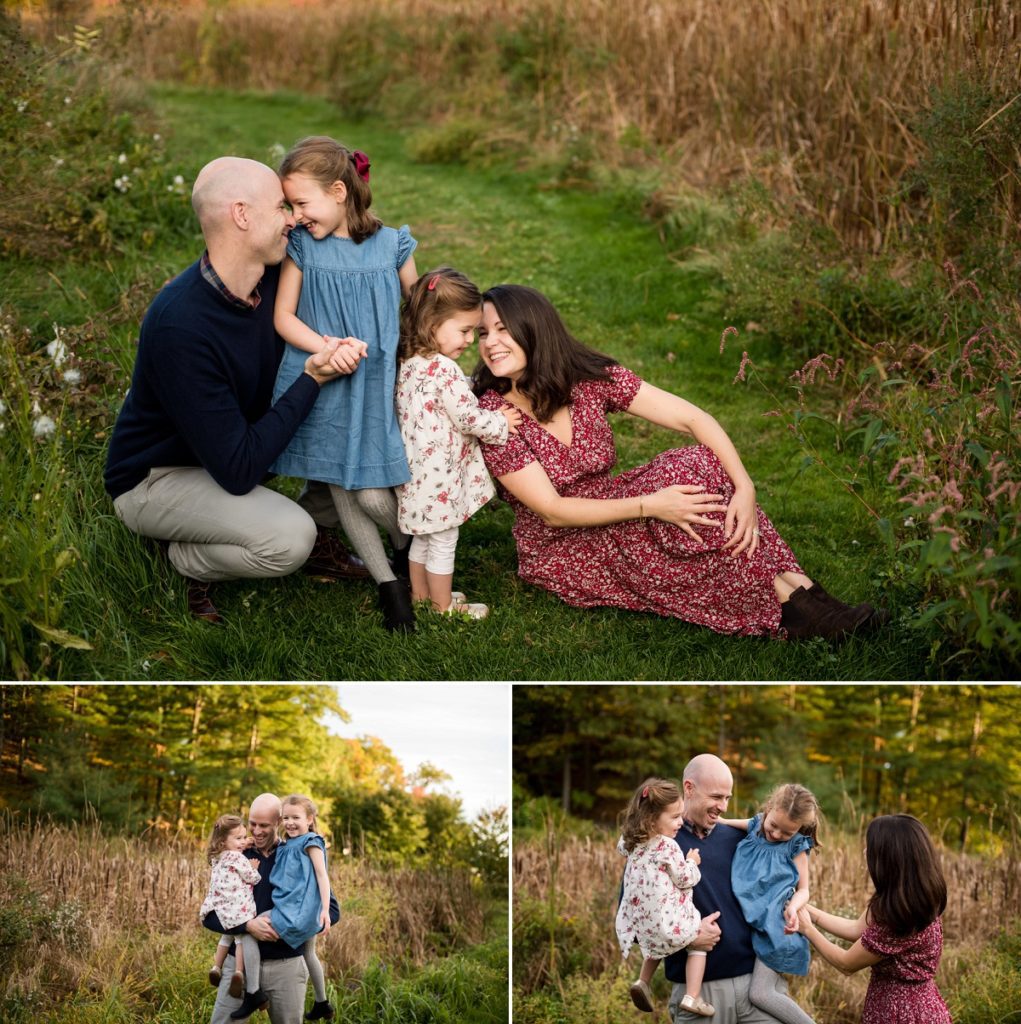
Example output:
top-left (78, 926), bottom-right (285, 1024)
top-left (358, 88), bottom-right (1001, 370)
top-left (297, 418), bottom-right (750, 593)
top-left (28, 621), bottom-right (94, 650)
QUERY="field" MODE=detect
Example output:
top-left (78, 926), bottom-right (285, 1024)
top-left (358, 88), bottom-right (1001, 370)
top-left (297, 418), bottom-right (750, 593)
top-left (0, 815), bottom-right (508, 1024)
top-left (3, 1), bottom-right (1019, 678)
top-left (512, 825), bottom-right (1021, 1024)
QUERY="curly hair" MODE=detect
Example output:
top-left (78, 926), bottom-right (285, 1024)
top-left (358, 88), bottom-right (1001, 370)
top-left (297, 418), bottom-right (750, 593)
top-left (618, 776), bottom-right (682, 852)
top-left (279, 135), bottom-right (381, 244)
top-left (399, 267), bottom-right (482, 361)
top-left (206, 813), bottom-right (245, 865)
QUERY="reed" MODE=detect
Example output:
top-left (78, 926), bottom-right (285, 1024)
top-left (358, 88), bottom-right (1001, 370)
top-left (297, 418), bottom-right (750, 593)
top-left (19, 0), bottom-right (1020, 249)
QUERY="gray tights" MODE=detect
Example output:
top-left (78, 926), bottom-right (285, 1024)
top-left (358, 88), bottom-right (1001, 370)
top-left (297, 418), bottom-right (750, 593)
top-left (749, 959), bottom-right (816, 1024)
top-left (328, 484), bottom-right (407, 583)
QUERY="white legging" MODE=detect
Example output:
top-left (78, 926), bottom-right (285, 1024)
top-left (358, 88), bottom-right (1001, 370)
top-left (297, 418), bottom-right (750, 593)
top-left (408, 526), bottom-right (460, 576)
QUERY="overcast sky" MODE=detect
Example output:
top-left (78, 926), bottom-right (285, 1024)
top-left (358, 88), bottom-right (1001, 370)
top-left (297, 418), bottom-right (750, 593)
top-left (326, 683), bottom-right (510, 820)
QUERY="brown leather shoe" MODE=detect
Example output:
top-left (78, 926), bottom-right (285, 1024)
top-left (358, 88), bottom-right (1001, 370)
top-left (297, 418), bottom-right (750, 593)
top-left (780, 585), bottom-right (871, 640)
top-left (303, 527), bottom-right (370, 581)
top-left (187, 579), bottom-right (222, 624)
top-left (809, 582), bottom-right (889, 634)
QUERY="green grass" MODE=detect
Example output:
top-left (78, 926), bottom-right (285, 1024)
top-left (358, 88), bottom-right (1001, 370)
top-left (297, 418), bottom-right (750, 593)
top-left (12, 84), bottom-right (936, 680)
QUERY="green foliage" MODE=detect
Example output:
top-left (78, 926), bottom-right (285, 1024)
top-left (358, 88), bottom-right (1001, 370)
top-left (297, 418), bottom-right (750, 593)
top-left (406, 118), bottom-right (490, 167)
top-left (0, 11), bottom-right (193, 263)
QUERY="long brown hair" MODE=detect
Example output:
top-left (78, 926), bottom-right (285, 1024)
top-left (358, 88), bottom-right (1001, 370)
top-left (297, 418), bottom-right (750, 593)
top-left (472, 284), bottom-right (616, 422)
top-left (865, 814), bottom-right (947, 937)
top-left (400, 267), bottom-right (482, 361)
top-left (279, 135), bottom-right (382, 244)
top-left (760, 782), bottom-right (821, 847)
top-left (618, 776), bottom-right (682, 852)
top-left (206, 813), bottom-right (245, 864)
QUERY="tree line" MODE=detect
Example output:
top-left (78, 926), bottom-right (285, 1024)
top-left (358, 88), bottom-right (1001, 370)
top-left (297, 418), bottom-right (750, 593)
top-left (513, 684), bottom-right (1021, 853)
top-left (0, 685), bottom-right (506, 885)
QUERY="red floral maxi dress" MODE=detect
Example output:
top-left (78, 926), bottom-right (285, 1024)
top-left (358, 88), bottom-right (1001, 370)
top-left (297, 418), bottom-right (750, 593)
top-left (859, 918), bottom-right (952, 1024)
top-left (478, 365), bottom-right (804, 635)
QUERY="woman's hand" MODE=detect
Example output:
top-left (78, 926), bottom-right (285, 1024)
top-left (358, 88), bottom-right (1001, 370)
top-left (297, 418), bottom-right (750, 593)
top-left (644, 485), bottom-right (727, 543)
top-left (796, 907), bottom-right (814, 935)
top-left (721, 485), bottom-right (758, 559)
top-left (319, 907), bottom-right (331, 936)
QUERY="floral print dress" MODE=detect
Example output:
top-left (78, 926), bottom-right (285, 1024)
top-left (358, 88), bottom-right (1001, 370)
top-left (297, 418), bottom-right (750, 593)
top-left (396, 353), bottom-right (509, 535)
top-left (616, 835), bottom-right (702, 960)
top-left (860, 918), bottom-right (952, 1023)
top-left (199, 849), bottom-right (261, 929)
top-left (478, 365), bottom-right (804, 635)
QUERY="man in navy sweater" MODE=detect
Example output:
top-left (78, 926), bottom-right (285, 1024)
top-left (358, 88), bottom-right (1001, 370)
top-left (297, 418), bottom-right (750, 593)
top-left (664, 754), bottom-right (793, 1023)
top-left (104, 156), bottom-right (368, 622)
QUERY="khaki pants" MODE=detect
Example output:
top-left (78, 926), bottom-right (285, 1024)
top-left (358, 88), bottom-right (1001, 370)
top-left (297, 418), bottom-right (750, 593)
top-left (209, 952), bottom-right (308, 1024)
top-left (670, 972), bottom-right (791, 1024)
top-left (113, 467), bottom-right (317, 582)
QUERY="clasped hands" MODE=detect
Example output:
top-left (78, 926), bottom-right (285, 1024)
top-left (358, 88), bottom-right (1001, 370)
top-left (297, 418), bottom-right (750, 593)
top-left (303, 335), bottom-right (369, 384)
top-left (643, 483), bottom-right (760, 558)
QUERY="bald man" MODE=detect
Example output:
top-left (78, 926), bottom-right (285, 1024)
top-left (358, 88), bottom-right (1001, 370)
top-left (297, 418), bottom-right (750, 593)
top-left (662, 754), bottom-right (796, 1024)
top-left (104, 157), bottom-right (369, 622)
top-left (204, 793), bottom-right (339, 1024)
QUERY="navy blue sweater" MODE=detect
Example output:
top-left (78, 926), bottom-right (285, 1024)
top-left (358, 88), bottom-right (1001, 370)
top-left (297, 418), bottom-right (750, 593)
top-left (104, 260), bottom-right (319, 499)
top-left (663, 822), bottom-right (757, 984)
top-left (202, 840), bottom-right (340, 961)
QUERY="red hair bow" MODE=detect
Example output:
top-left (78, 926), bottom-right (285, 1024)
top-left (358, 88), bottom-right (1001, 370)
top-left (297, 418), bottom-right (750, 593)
top-left (641, 786), bottom-right (649, 799)
top-left (352, 150), bottom-right (371, 183)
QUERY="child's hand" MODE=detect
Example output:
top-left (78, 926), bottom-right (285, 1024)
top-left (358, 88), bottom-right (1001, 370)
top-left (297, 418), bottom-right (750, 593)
top-left (248, 857), bottom-right (261, 871)
top-left (784, 906), bottom-right (798, 933)
top-left (686, 848), bottom-right (701, 865)
top-left (323, 335), bottom-right (367, 375)
top-left (501, 405), bottom-right (523, 434)
top-left (319, 908), bottom-right (331, 936)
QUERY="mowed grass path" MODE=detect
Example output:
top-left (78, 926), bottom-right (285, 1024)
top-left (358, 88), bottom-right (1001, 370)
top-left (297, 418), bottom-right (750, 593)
top-left (53, 86), bottom-right (929, 680)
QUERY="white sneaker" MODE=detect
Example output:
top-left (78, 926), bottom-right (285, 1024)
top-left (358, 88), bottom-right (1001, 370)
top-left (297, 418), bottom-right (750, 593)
top-left (442, 601), bottom-right (489, 619)
top-left (680, 993), bottom-right (714, 1017)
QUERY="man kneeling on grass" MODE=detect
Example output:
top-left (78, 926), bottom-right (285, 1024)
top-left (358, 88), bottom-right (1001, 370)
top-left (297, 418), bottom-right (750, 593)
top-left (103, 156), bottom-right (369, 624)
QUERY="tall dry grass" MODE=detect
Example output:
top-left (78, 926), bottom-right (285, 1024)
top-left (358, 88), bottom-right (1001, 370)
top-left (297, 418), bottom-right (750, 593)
top-left (20, 0), bottom-right (1021, 249)
top-left (0, 815), bottom-right (486, 1002)
top-left (512, 821), bottom-right (1021, 1009)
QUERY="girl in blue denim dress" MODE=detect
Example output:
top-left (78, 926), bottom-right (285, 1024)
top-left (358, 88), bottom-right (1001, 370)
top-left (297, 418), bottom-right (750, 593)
top-left (721, 783), bottom-right (820, 1024)
top-left (271, 135), bottom-right (419, 631)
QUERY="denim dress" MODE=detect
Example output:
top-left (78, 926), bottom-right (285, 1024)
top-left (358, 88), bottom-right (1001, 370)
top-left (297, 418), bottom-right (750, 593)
top-left (270, 224), bottom-right (416, 489)
top-left (731, 813), bottom-right (813, 974)
top-left (268, 831), bottom-right (328, 949)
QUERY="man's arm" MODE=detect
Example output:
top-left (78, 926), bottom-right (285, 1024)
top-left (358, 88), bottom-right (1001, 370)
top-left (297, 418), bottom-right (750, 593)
top-left (685, 910), bottom-right (721, 952)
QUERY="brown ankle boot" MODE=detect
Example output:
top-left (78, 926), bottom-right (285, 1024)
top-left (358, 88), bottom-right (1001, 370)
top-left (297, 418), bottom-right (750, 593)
top-left (809, 582), bottom-right (889, 634)
top-left (780, 585), bottom-right (871, 640)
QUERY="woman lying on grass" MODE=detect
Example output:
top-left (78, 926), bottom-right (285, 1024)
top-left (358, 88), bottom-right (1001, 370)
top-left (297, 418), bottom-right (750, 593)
top-left (473, 284), bottom-right (889, 639)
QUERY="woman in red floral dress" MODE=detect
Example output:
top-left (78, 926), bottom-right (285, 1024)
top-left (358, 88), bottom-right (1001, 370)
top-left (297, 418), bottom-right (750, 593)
top-left (473, 284), bottom-right (885, 638)
top-left (797, 814), bottom-right (952, 1023)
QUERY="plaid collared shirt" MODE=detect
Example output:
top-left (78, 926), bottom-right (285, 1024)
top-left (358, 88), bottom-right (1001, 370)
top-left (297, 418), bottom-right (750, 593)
top-left (683, 817), bottom-right (713, 840)
top-left (200, 251), bottom-right (261, 310)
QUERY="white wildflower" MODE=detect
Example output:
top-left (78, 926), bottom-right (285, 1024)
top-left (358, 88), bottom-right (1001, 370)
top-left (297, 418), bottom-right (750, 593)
top-left (62, 368), bottom-right (82, 385)
top-left (64, 96), bottom-right (72, 105)
top-left (142, 659), bottom-right (151, 673)
top-left (268, 142), bottom-right (286, 162)
top-left (114, 175), bottom-right (131, 193)
top-left (174, 174), bottom-right (184, 185)
top-left (903, 516), bottom-right (915, 527)
top-left (118, 152), bottom-right (128, 164)
top-left (152, 133), bottom-right (161, 141)
top-left (47, 325), bottom-right (69, 365)
top-left (15, 99), bottom-right (27, 113)
top-left (52, 157), bottom-right (65, 167)
top-left (33, 415), bottom-right (57, 439)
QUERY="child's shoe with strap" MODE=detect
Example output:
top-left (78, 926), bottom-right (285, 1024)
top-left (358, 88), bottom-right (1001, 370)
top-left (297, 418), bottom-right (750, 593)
top-left (680, 993), bottom-right (715, 1017)
top-left (629, 979), bottom-right (654, 1012)
top-left (228, 970), bottom-right (245, 999)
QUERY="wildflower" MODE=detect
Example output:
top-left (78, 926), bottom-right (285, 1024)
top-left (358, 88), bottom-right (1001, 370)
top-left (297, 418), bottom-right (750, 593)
top-left (46, 325), bottom-right (69, 365)
top-left (114, 175), bottom-right (131, 192)
top-left (62, 368), bottom-right (82, 385)
top-left (719, 325), bottom-right (738, 355)
top-left (64, 96), bottom-right (71, 105)
top-left (903, 516), bottom-right (915, 527)
top-left (732, 351), bottom-right (752, 384)
top-left (269, 142), bottom-right (287, 162)
top-left (33, 415), bottom-right (57, 439)
top-left (15, 99), bottom-right (27, 113)
top-left (153, 133), bottom-right (162, 141)
top-left (118, 152), bottom-right (128, 164)
top-left (52, 157), bottom-right (65, 167)
top-left (174, 174), bottom-right (185, 185)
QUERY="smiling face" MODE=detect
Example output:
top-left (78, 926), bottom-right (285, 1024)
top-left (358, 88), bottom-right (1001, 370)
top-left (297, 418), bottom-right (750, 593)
top-left (761, 807), bottom-right (803, 843)
top-left (653, 798), bottom-right (686, 839)
top-left (479, 301), bottom-right (528, 382)
top-left (248, 796), bottom-right (281, 853)
top-left (432, 308), bottom-right (482, 360)
top-left (282, 172), bottom-right (348, 239)
top-left (281, 801), bottom-right (312, 838)
top-left (682, 764), bottom-right (733, 831)
top-left (249, 171), bottom-right (296, 266)
top-left (224, 824), bottom-right (249, 853)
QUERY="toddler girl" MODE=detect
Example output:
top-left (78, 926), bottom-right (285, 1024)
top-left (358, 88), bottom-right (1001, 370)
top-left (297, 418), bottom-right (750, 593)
top-left (200, 814), bottom-right (260, 998)
top-left (395, 267), bottom-right (521, 618)
top-left (232, 795), bottom-right (334, 1022)
top-left (615, 777), bottom-right (714, 1017)
top-left (722, 783), bottom-right (820, 1024)
top-left (271, 135), bottom-right (419, 633)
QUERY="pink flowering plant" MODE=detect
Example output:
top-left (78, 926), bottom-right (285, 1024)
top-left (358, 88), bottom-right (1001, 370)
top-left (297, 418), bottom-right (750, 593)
top-left (724, 263), bottom-right (1020, 671)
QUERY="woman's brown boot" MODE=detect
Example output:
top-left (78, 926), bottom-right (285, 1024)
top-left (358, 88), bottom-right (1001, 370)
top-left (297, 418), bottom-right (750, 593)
top-left (780, 585), bottom-right (872, 639)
